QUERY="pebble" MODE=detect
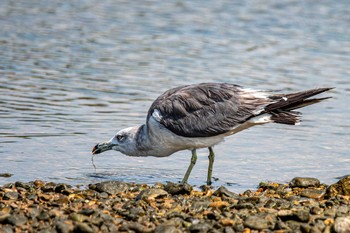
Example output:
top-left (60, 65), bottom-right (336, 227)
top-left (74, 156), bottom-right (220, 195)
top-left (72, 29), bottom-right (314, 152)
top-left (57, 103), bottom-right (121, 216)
top-left (300, 189), bottom-right (325, 199)
top-left (290, 177), bottom-right (321, 188)
top-left (164, 182), bottom-right (192, 195)
top-left (3, 192), bottom-right (18, 201)
top-left (0, 177), bottom-right (350, 232)
top-left (0, 173), bottom-right (13, 178)
top-left (74, 222), bottom-right (94, 233)
top-left (325, 176), bottom-right (350, 198)
top-left (155, 223), bottom-right (181, 233)
top-left (135, 188), bottom-right (168, 201)
top-left (244, 215), bottom-right (273, 230)
top-left (213, 186), bottom-right (239, 198)
top-left (333, 217), bottom-right (350, 233)
top-left (88, 181), bottom-right (130, 195)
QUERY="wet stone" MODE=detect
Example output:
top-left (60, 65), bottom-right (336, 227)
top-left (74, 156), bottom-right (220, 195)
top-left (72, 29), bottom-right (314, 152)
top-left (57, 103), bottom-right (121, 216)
top-left (37, 210), bottom-right (50, 221)
top-left (41, 182), bottom-right (57, 192)
top-left (3, 191), bottom-right (19, 201)
top-left (0, 213), bottom-right (11, 223)
top-left (136, 188), bottom-right (167, 201)
top-left (325, 176), bottom-right (350, 198)
top-left (78, 208), bottom-right (95, 216)
top-left (294, 209), bottom-right (310, 222)
top-left (164, 182), bottom-right (192, 195)
top-left (336, 206), bottom-right (349, 217)
top-left (244, 215), bottom-right (273, 230)
top-left (300, 189), bottom-right (325, 199)
top-left (213, 186), bottom-right (239, 198)
top-left (189, 201), bottom-right (211, 213)
top-left (324, 207), bottom-right (337, 217)
top-left (155, 223), bottom-right (181, 233)
top-left (74, 222), bottom-right (94, 233)
top-left (310, 206), bottom-right (323, 215)
top-left (223, 226), bottom-right (235, 233)
top-left (88, 181), bottom-right (130, 195)
top-left (98, 192), bottom-right (108, 199)
top-left (54, 184), bottom-right (71, 194)
top-left (290, 177), bottom-right (321, 188)
top-left (189, 222), bottom-right (211, 233)
top-left (0, 173), bottom-right (13, 178)
top-left (235, 202), bottom-right (254, 210)
top-left (6, 214), bottom-right (27, 226)
top-left (15, 181), bottom-right (31, 189)
top-left (0, 225), bottom-right (13, 233)
top-left (70, 213), bottom-right (87, 222)
top-left (333, 217), bottom-right (350, 233)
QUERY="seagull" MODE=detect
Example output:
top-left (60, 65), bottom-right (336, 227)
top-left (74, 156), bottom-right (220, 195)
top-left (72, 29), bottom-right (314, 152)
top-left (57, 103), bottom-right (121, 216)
top-left (92, 83), bottom-right (332, 185)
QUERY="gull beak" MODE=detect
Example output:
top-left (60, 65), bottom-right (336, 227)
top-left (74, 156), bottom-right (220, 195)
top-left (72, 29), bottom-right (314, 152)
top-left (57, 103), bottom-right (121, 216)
top-left (92, 141), bottom-right (113, 155)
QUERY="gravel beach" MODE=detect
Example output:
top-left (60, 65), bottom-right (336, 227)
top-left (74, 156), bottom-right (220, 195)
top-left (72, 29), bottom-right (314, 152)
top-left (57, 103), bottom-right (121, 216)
top-left (1, 176), bottom-right (350, 233)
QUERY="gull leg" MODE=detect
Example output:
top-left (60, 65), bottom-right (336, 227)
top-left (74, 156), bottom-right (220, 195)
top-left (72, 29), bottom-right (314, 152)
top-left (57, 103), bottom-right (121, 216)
top-left (207, 147), bottom-right (215, 185)
top-left (182, 149), bottom-right (197, 184)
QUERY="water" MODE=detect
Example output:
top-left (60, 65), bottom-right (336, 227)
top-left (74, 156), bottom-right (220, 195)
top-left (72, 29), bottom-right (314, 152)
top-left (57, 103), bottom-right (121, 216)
top-left (0, 0), bottom-right (349, 193)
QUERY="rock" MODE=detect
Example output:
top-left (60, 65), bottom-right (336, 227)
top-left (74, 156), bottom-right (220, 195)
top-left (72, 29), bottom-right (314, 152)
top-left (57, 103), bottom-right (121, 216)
top-left (136, 188), bottom-right (168, 201)
top-left (88, 181), bottom-right (130, 195)
top-left (0, 173), bottom-right (13, 178)
top-left (294, 209), bottom-right (310, 222)
top-left (286, 220), bottom-right (302, 231)
top-left (0, 225), bottom-right (13, 233)
top-left (300, 189), bottom-right (325, 199)
top-left (310, 206), bottom-right (323, 215)
top-left (244, 215), bottom-right (274, 230)
top-left (126, 222), bottom-right (156, 233)
top-left (15, 181), bottom-right (31, 189)
top-left (3, 191), bottom-right (19, 200)
top-left (278, 209), bottom-right (309, 222)
top-left (41, 182), bottom-right (57, 192)
top-left (74, 223), bottom-right (94, 233)
top-left (56, 221), bottom-right (74, 233)
top-left (290, 177), bottom-right (320, 188)
top-left (223, 226), bottom-right (235, 233)
top-left (164, 182), bottom-right (192, 195)
top-left (258, 181), bottom-right (280, 190)
top-left (336, 206), bottom-right (349, 217)
top-left (333, 217), bottom-right (350, 233)
top-left (189, 222), bottom-right (211, 233)
top-left (55, 183), bottom-right (71, 194)
top-left (235, 202), bottom-right (255, 210)
top-left (6, 214), bottom-right (27, 226)
top-left (0, 213), bottom-right (10, 223)
top-left (70, 213), bottom-right (87, 222)
top-left (325, 176), bottom-right (350, 198)
top-left (78, 208), bottom-right (95, 216)
top-left (33, 180), bottom-right (45, 188)
top-left (324, 207), bottom-right (337, 217)
top-left (37, 210), bottom-right (50, 221)
top-left (155, 223), bottom-right (181, 233)
top-left (213, 186), bottom-right (239, 198)
top-left (189, 201), bottom-right (211, 213)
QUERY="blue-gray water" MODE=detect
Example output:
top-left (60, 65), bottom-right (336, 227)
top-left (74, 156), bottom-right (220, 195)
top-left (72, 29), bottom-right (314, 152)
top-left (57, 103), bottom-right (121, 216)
top-left (0, 0), bottom-right (349, 192)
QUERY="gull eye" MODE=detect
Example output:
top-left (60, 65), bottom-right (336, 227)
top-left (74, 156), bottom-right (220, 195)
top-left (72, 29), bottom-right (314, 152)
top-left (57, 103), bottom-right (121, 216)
top-left (116, 134), bottom-right (126, 142)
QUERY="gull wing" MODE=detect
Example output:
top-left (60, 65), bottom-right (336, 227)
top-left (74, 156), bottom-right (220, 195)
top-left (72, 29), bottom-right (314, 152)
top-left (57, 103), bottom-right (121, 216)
top-left (146, 83), bottom-right (270, 137)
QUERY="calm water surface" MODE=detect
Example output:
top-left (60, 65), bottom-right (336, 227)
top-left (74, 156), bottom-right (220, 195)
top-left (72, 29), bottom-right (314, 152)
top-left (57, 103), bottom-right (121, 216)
top-left (1, 0), bottom-right (349, 192)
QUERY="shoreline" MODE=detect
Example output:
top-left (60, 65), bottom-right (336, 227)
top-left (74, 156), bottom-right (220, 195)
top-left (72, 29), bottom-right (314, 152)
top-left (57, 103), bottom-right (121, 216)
top-left (1, 177), bottom-right (350, 232)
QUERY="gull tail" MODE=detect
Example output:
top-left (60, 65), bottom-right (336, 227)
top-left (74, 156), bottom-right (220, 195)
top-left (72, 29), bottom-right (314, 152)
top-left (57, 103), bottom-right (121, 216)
top-left (265, 87), bottom-right (333, 125)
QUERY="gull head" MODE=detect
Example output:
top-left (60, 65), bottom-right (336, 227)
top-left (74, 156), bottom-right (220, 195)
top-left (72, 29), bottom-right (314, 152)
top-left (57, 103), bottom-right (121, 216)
top-left (92, 126), bottom-right (139, 156)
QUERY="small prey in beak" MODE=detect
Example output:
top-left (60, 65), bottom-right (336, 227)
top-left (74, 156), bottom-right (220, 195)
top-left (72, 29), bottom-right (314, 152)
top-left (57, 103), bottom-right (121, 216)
top-left (92, 141), bottom-right (113, 155)
top-left (91, 141), bottom-right (114, 171)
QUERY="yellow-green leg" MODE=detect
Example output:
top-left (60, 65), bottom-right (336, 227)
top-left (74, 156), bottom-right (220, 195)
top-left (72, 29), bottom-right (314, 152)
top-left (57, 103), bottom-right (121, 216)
top-left (207, 147), bottom-right (215, 185)
top-left (182, 149), bottom-right (197, 184)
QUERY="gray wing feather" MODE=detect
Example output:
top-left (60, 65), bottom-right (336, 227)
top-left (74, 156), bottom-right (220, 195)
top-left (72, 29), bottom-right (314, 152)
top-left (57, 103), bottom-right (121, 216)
top-left (146, 83), bottom-right (268, 137)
